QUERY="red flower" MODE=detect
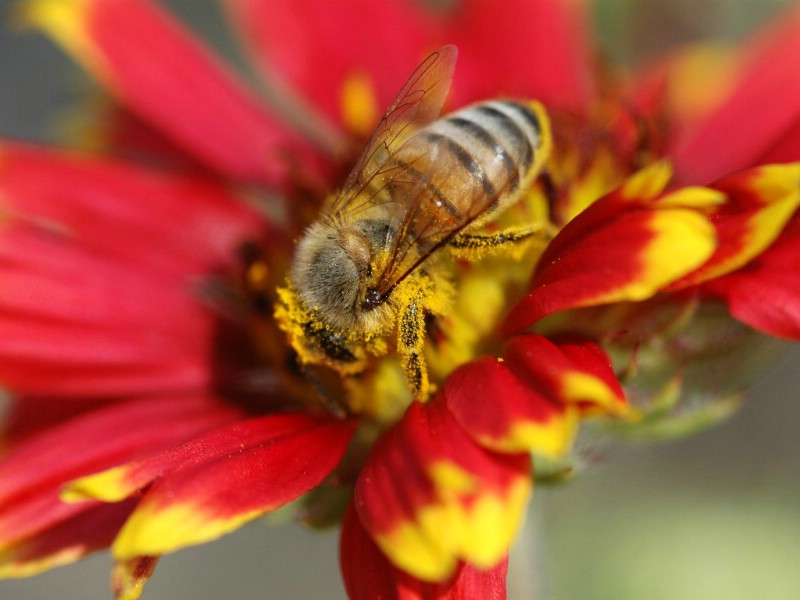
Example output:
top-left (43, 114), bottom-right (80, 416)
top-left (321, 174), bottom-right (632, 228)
top-left (1, 1), bottom-right (799, 599)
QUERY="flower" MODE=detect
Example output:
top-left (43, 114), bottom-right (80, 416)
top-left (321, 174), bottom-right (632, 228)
top-left (1, 1), bottom-right (799, 599)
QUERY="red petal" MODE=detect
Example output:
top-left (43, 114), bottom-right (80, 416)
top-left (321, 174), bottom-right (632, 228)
top-left (0, 227), bottom-right (213, 396)
top-left (446, 0), bottom-right (594, 111)
top-left (97, 105), bottom-right (209, 173)
top-left (0, 501), bottom-right (136, 577)
top-left (1, 396), bottom-right (112, 445)
top-left (672, 6), bottom-right (800, 184)
top-left (705, 217), bottom-right (800, 339)
top-left (227, 0), bottom-right (594, 132)
top-left (0, 394), bottom-right (243, 549)
top-left (0, 143), bottom-right (267, 277)
top-left (109, 414), bottom-right (355, 557)
top-left (340, 503), bottom-right (508, 600)
top-left (24, 0), bottom-right (321, 186)
top-left (225, 0), bottom-right (435, 132)
top-left (0, 144), bottom-right (267, 397)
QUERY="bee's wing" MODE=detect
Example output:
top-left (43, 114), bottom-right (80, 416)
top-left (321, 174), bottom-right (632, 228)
top-left (372, 148), bottom-right (488, 298)
top-left (328, 45), bottom-right (458, 217)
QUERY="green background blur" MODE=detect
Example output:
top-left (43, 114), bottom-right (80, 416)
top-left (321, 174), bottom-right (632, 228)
top-left (1, 0), bottom-right (798, 598)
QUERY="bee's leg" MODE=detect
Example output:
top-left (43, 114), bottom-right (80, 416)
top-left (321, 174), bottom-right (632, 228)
top-left (398, 289), bottom-right (429, 399)
top-left (449, 224), bottom-right (553, 260)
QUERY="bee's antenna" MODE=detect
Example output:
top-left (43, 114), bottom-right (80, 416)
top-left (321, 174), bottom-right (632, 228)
top-left (297, 362), bottom-right (349, 420)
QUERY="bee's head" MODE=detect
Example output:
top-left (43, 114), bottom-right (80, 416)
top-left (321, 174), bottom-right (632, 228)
top-left (290, 222), bottom-right (369, 330)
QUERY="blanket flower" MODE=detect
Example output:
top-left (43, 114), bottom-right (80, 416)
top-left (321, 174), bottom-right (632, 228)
top-left (1, 1), bottom-right (798, 598)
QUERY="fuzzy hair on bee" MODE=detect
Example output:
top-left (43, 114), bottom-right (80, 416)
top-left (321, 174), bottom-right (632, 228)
top-left (290, 218), bottom-right (396, 333)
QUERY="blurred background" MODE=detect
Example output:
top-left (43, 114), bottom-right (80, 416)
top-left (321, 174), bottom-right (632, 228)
top-left (1, 0), bottom-right (798, 598)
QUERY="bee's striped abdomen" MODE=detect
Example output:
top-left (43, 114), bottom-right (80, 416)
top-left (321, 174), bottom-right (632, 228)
top-left (442, 100), bottom-right (544, 192)
top-left (391, 100), bottom-right (548, 227)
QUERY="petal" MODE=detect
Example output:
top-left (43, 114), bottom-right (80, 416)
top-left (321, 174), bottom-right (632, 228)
top-left (446, 0), bottom-right (594, 111)
top-left (1, 396), bottom-right (111, 445)
top-left (672, 5), bottom-right (800, 184)
top-left (225, 0), bottom-right (435, 134)
top-left (0, 501), bottom-right (136, 578)
top-left (705, 216), bottom-right (800, 340)
top-left (632, 43), bottom-right (740, 137)
top-left (0, 144), bottom-right (267, 397)
top-left (355, 399), bottom-right (530, 582)
top-left (503, 164), bottom-right (719, 334)
top-left (0, 143), bottom-right (268, 277)
top-left (111, 556), bottom-right (159, 600)
top-left (505, 335), bottom-right (627, 413)
top-left (21, 0), bottom-right (320, 186)
top-left (0, 394), bottom-right (239, 575)
top-left (668, 163), bottom-right (800, 288)
top-left (445, 356), bottom-right (578, 458)
top-left (0, 226), bottom-right (214, 397)
top-left (446, 335), bottom-right (627, 456)
top-left (105, 413), bottom-right (354, 558)
top-left (340, 503), bottom-right (508, 600)
top-left (0, 394), bottom-right (243, 553)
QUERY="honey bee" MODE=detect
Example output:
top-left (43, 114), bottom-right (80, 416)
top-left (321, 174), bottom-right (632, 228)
top-left (276, 45), bottom-right (552, 399)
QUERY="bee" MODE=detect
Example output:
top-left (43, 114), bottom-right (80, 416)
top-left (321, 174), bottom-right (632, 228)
top-left (276, 45), bottom-right (552, 400)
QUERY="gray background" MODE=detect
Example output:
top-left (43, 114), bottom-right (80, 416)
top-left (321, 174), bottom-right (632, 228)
top-left (1, 1), bottom-right (798, 598)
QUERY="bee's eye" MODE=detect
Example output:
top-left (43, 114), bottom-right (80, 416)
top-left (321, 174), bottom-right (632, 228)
top-left (362, 288), bottom-right (383, 310)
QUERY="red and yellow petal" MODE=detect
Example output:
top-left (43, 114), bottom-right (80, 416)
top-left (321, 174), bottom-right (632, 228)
top-left (668, 163), bottom-right (800, 288)
top-left (0, 501), bottom-right (136, 578)
top-left (0, 393), bottom-right (239, 575)
top-left (111, 556), bottom-right (159, 600)
top-left (340, 503), bottom-right (508, 600)
top-left (445, 356), bottom-right (578, 458)
top-left (705, 216), bottom-right (800, 340)
top-left (446, 335), bottom-right (627, 457)
top-left (65, 413), bottom-right (354, 559)
top-left (672, 5), bottom-right (800, 184)
top-left (20, 0), bottom-right (320, 186)
top-left (504, 164), bottom-right (719, 334)
top-left (355, 399), bottom-right (530, 582)
top-left (505, 335), bottom-right (628, 416)
top-left (227, 0), bottom-right (593, 134)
